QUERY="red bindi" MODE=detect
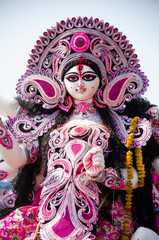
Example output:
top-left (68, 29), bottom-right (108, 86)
top-left (77, 63), bottom-right (83, 79)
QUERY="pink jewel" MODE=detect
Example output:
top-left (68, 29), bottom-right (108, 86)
top-left (74, 127), bottom-right (85, 133)
top-left (70, 33), bottom-right (90, 53)
top-left (78, 102), bottom-right (89, 112)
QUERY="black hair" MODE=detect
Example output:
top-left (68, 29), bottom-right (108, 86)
top-left (61, 58), bottom-right (102, 81)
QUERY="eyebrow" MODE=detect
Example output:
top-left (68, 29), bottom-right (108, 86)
top-left (65, 71), bottom-right (96, 76)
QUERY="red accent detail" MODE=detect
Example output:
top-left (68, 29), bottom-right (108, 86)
top-left (77, 62), bottom-right (83, 79)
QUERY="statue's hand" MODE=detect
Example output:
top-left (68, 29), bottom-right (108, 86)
top-left (0, 117), bottom-right (31, 168)
top-left (83, 146), bottom-right (105, 178)
top-left (0, 93), bottom-right (19, 118)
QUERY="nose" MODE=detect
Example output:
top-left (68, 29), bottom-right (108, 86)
top-left (77, 77), bottom-right (85, 88)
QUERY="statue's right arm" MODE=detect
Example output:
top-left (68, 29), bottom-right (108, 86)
top-left (0, 117), bottom-right (39, 169)
top-left (0, 93), bottom-right (19, 118)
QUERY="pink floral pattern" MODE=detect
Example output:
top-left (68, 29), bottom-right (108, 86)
top-left (96, 198), bottom-right (134, 239)
top-left (0, 206), bottom-right (39, 239)
top-left (152, 172), bottom-right (159, 233)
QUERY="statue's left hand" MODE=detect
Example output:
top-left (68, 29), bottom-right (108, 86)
top-left (83, 146), bottom-right (105, 178)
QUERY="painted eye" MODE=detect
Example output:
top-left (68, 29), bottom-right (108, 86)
top-left (66, 75), bottom-right (79, 82)
top-left (82, 74), bottom-right (97, 81)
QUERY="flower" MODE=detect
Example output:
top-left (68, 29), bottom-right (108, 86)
top-left (78, 102), bottom-right (89, 112)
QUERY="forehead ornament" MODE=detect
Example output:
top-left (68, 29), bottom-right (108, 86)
top-left (70, 33), bottom-right (90, 53)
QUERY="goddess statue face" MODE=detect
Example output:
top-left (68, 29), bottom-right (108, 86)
top-left (64, 64), bottom-right (100, 103)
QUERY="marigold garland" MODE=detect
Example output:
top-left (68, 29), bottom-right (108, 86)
top-left (122, 116), bottom-right (146, 240)
top-left (135, 147), bottom-right (145, 187)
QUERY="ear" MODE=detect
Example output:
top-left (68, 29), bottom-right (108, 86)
top-left (58, 95), bottom-right (73, 112)
top-left (16, 70), bottom-right (66, 109)
top-left (96, 69), bottom-right (148, 110)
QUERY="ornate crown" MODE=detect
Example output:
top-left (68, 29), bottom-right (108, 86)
top-left (16, 17), bottom-right (149, 111)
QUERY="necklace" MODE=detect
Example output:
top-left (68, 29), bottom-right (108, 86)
top-left (69, 102), bottom-right (102, 123)
top-left (73, 102), bottom-right (96, 118)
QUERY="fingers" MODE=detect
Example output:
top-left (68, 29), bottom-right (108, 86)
top-left (83, 146), bottom-right (103, 161)
top-left (83, 146), bottom-right (105, 178)
top-left (87, 146), bottom-right (103, 155)
top-left (92, 152), bottom-right (105, 167)
top-left (86, 165), bottom-right (104, 177)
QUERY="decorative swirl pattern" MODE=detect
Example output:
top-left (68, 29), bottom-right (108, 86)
top-left (25, 142), bottom-right (39, 163)
top-left (16, 70), bottom-right (66, 109)
top-left (17, 17), bottom-right (148, 112)
top-left (0, 190), bottom-right (16, 209)
top-left (50, 39), bottom-right (71, 58)
top-left (96, 70), bottom-right (148, 110)
top-left (109, 111), bottom-right (152, 148)
top-left (109, 109), bottom-right (128, 144)
top-left (39, 120), bottom-right (110, 239)
top-left (103, 168), bottom-right (125, 189)
top-left (0, 118), bottom-right (13, 150)
top-left (133, 118), bottom-right (152, 147)
top-left (7, 110), bottom-right (59, 142)
top-left (27, 17), bottom-right (141, 74)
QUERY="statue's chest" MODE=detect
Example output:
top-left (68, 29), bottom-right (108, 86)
top-left (48, 121), bottom-right (110, 168)
top-left (39, 121), bottom-right (110, 240)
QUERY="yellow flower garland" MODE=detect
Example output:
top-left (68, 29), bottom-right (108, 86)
top-left (122, 116), bottom-right (146, 240)
top-left (135, 147), bottom-right (145, 187)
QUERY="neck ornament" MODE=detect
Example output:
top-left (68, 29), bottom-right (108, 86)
top-left (73, 102), bottom-right (96, 118)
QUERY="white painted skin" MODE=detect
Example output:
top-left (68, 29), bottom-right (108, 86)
top-left (64, 64), bottom-right (139, 189)
top-left (0, 93), bottom-right (19, 118)
top-left (83, 146), bottom-right (105, 178)
top-left (83, 146), bottom-right (138, 189)
top-left (131, 227), bottom-right (159, 240)
top-left (153, 156), bottom-right (159, 176)
top-left (0, 95), bottom-right (39, 169)
top-left (0, 129), bottom-right (29, 169)
top-left (0, 161), bottom-right (18, 180)
top-left (121, 167), bottom-right (138, 189)
top-left (0, 94), bottom-right (26, 174)
top-left (64, 65), bottom-right (100, 104)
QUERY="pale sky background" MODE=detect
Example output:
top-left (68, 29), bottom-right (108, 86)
top-left (0, 0), bottom-right (159, 106)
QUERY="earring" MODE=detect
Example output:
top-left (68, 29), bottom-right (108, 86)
top-left (58, 95), bottom-right (73, 112)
